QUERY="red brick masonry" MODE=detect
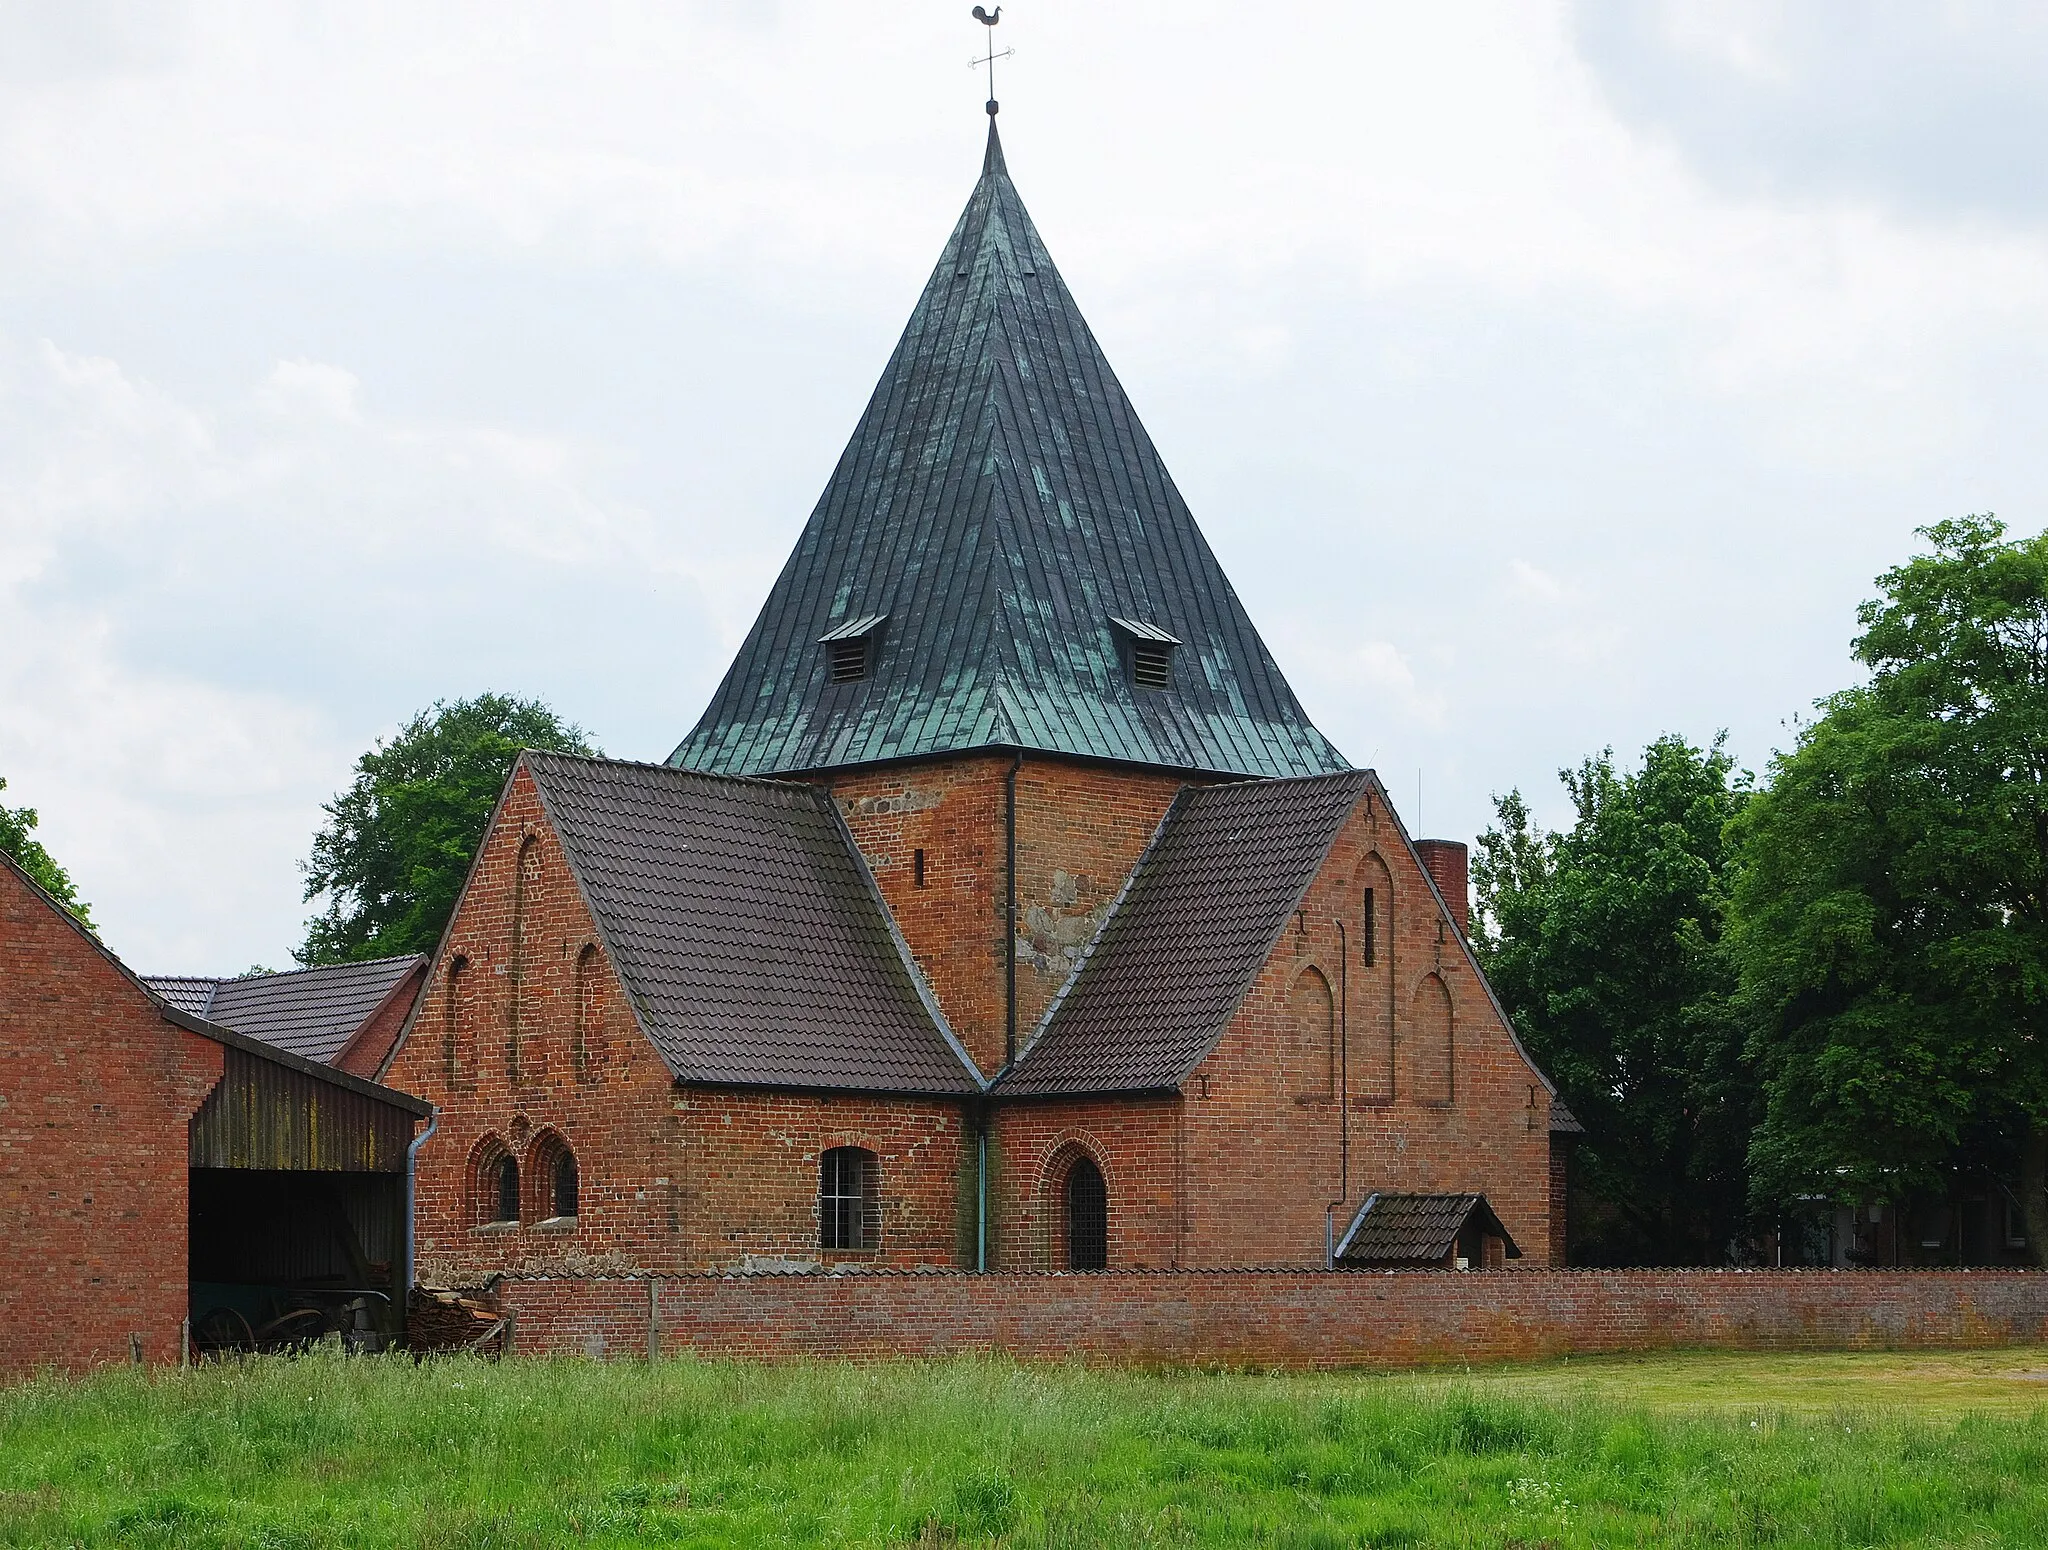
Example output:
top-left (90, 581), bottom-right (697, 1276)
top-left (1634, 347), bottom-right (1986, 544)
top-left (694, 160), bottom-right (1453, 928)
top-left (488, 1269), bottom-right (2048, 1368)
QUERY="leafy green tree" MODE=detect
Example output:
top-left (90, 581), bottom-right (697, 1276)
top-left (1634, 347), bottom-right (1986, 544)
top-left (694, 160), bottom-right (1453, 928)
top-left (0, 775), bottom-right (93, 928)
top-left (299, 694), bottom-right (595, 966)
top-left (1474, 735), bottom-right (1753, 1263)
top-left (1729, 516), bottom-right (2048, 1263)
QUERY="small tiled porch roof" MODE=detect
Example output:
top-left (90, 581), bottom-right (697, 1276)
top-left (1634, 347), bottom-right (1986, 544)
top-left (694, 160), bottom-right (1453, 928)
top-left (1334, 1193), bottom-right (1522, 1266)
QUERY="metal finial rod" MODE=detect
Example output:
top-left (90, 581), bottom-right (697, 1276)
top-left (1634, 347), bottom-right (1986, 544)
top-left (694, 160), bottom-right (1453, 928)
top-left (971, 6), bottom-right (1006, 115)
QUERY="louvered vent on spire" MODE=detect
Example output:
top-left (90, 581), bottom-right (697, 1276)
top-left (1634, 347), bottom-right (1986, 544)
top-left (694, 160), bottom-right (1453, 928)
top-left (669, 124), bottom-right (1349, 780)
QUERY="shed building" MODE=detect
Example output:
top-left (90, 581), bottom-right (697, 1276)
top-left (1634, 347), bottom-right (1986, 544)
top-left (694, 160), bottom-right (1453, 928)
top-left (0, 853), bottom-right (430, 1373)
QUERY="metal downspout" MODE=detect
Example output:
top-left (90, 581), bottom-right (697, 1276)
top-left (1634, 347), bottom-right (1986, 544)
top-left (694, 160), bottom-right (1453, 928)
top-left (404, 1105), bottom-right (439, 1296)
top-left (976, 1117), bottom-right (988, 1272)
top-left (1326, 921), bottom-right (1350, 1268)
top-left (1004, 751), bottom-right (1023, 1068)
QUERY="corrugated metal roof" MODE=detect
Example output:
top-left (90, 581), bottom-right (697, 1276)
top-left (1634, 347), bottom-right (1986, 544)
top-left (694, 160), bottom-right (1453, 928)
top-left (997, 771), bottom-right (1370, 1095)
top-left (524, 752), bottom-right (981, 1094)
top-left (142, 956), bottom-right (424, 1066)
top-left (669, 123), bottom-right (1349, 782)
top-left (1334, 1193), bottom-right (1521, 1265)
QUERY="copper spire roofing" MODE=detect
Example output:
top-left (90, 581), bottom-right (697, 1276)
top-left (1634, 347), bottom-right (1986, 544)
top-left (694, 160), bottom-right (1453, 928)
top-left (670, 123), bottom-right (1349, 781)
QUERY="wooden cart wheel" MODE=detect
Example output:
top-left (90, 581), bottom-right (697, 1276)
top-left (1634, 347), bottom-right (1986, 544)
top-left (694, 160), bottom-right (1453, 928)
top-left (191, 1306), bottom-right (255, 1357)
top-left (255, 1306), bottom-right (331, 1353)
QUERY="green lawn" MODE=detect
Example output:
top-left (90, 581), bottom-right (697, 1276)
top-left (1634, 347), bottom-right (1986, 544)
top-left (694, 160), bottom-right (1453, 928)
top-left (4, 1349), bottom-right (2047, 1547)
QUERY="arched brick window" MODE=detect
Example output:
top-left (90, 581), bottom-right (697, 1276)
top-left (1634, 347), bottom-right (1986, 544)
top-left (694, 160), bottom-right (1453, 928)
top-left (1359, 852), bottom-right (1395, 1101)
top-left (472, 1135), bottom-right (518, 1226)
top-left (819, 1146), bottom-right (879, 1251)
top-left (509, 836), bottom-right (542, 1082)
top-left (1062, 1153), bottom-right (1108, 1271)
top-left (529, 1131), bottom-right (579, 1222)
top-left (1289, 965), bottom-right (1335, 1100)
top-left (443, 954), bottom-right (472, 1087)
top-left (1409, 972), bottom-right (1454, 1105)
top-left (572, 943), bottom-right (602, 1082)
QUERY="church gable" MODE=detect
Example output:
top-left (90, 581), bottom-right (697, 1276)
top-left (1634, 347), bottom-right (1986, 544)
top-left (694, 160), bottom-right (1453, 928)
top-left (997, 772), bottom-right (1372, 1096)
top-left (670, 125), bottom-right (1347, 782)
top-left (522, 753), bottom-right (980, 1095)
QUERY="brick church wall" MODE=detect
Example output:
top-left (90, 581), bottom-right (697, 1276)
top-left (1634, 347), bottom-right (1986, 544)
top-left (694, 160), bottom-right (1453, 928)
top-left (387, 767), bottom-right (974, 1282)
top-left (495, 1267), bottom-right (2048, 1368)
top-left (0, 863), bottom-right (223, 1375)
top-left (828, 755), bottom-right (1185, 1076)
top-left (335, 962), bottom-right (427, 1080)
top-left (390, 758), bottom-right (1552, 1282)
top-left (986, 1097), bottom-right (1182, 1270)
top-left (1178, 779), bottom-right (1553, 1267)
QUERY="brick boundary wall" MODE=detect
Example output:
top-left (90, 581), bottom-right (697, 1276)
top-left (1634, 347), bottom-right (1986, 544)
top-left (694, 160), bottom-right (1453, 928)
top-left (484, 1269), bottom-right (2048, 1368)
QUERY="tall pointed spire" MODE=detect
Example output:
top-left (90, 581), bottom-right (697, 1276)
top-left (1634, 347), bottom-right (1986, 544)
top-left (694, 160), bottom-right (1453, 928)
top-left (669, 130), bottom-right (1349, 781)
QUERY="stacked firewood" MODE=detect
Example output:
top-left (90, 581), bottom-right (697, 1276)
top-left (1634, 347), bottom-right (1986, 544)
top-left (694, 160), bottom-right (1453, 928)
top-left (406, 1284), bottom-right (506, 1356)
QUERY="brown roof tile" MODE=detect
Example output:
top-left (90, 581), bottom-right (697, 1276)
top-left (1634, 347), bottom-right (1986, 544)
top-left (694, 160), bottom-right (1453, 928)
top-left (1334, 1193), bottom-right (1521, 1265)
top-left (142, 956), bottom-right (425, 1066)
top-left (996, 771), bottom-right (1369, 1095)
top-left (524, 753), bottom-right (979, 1095)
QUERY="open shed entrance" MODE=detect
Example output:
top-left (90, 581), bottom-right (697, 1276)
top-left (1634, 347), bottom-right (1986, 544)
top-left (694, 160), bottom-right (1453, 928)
top-left (184, 1040), bottom-right (428, 1355)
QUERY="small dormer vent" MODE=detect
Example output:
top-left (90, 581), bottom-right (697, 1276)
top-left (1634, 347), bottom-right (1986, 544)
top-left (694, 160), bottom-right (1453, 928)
top-left (1110, 617), bottom-right (1179, 692)
top-left (818, 614), bottom-right (887, 685)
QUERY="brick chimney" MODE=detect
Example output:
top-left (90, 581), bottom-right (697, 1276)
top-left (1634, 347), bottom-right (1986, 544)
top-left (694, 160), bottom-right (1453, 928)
top-left (1414, 839), bottom-right (1469, 936)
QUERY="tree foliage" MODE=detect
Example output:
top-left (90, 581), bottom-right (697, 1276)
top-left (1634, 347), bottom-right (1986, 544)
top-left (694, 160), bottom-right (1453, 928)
top-left (0, 775), bottom-right (93, 928)
top-left (1727, 516), bottom-right (2048, 1262)
top-left (299, 694), bottom-right (594, 966)
top-left (1474, 735), bottom-right (1752, 1263)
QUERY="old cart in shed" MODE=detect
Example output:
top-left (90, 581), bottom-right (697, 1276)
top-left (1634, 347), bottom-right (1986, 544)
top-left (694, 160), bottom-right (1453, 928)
top-left (172, 1008), bottom-right (432, 1355)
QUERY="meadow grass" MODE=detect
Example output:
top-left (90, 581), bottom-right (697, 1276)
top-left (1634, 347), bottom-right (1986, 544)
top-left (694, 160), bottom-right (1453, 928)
top-left (4, 1348), bottom-right (2047, 1547)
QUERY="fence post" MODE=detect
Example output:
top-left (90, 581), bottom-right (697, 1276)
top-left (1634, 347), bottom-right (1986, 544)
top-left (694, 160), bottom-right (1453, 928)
top-left (180, 1318), bottom-right (190, 1369)
top-left (647, 1277), bottom-right (661, 1362)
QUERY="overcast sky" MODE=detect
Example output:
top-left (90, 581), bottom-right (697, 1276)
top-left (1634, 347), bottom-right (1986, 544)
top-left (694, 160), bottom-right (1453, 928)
top-left (3, 1), bottom-right (2045, 973)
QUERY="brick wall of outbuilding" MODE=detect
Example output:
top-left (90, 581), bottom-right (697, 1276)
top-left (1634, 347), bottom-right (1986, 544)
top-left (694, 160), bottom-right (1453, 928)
top-left (0, 863), bottom-right (223, 1375)
top-left (493, 1267), bottom-right (2048, 1368)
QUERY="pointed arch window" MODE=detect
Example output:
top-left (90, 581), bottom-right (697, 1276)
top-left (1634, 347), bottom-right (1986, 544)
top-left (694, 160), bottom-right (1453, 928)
top-left (530, 1132), bottom-right (579, 1223)
top-left (473, 1136), bottom-right (518, 1226)
top-left (1063, 1154), bottom-right (1108, 1271)
top-left (572, 943), bottom-right (602, 1082)
top-left (509, 836), bottom-right (542, 1082)
top-left (443, 954), bottom-right (472, 1086)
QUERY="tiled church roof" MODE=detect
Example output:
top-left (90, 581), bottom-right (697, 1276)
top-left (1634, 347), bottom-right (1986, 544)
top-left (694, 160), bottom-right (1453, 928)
top-left (998, 771), bottom-right (1371, 1095)
top-left (669, 124), bottom-right (1350, 781)
top-left (524, 753), bottom-right (980, 1094)
top-left (142, 956), bottom-right (424, 1066)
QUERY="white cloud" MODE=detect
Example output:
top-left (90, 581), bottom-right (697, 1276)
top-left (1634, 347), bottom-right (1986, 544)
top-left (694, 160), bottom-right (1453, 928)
top-left (2, 0), bottom-right (2045, 966)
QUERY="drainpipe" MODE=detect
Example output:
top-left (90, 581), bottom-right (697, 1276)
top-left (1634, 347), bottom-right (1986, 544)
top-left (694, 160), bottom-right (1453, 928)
top-left (1004, 752), bottom-right (1023, 1068)
top-left (976, 1113), bottom-right (989, 1272)
top-left (1325, 921), bottom-right (1350, 1269)
top-left (404, 1105), bottom-right (439, 1294)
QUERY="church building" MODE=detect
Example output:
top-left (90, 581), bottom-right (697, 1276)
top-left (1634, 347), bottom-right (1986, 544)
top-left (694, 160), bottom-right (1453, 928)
top-left (385, 122), bottom-right (1568, 1280)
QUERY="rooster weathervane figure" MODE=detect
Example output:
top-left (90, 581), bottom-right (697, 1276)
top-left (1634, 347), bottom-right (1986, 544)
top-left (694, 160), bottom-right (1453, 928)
top-left (971, 6), bottom-right (1012, 117)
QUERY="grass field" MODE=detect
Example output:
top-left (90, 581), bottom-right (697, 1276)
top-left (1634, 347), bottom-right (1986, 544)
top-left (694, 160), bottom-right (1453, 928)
top-left (4, 1348), bottom-right (2048, 1547)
